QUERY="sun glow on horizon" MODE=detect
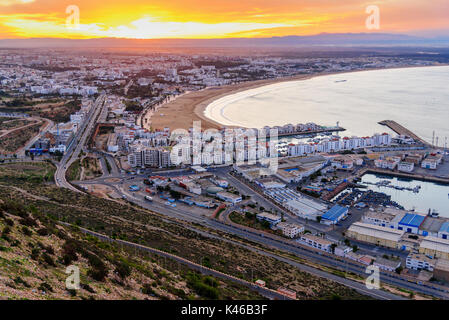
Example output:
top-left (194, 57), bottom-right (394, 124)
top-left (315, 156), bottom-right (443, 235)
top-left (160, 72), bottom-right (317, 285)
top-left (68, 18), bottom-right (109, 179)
top-left (0, 0), bottom-right (448, 39)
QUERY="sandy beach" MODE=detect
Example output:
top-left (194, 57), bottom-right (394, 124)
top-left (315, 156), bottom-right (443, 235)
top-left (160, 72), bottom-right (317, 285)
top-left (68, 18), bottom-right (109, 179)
top-left (147, 73), bottom-right (316, 131)
top-left (147, 64), bottom-right (447, 132)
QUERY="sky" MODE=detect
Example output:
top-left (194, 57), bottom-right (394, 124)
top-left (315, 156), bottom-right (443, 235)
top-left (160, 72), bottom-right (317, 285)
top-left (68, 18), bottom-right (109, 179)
top-left (0, 0), bottom-right (448, 39)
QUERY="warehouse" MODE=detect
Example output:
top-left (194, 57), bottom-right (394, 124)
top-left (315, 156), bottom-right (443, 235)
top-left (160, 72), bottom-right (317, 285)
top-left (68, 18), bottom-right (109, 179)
top-left (397, 213), bottom-right (426, 234)
top-left (320, 205), bottom-right (348, 225)
top-left (346, 222), bottom-right (405, 249)
top-left (419, 236), bottom-right (449, 260)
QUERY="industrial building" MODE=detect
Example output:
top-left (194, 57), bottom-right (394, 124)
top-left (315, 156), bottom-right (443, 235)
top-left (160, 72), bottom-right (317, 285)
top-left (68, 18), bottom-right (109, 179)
top-left (373, 257), bottom-right (401, 272)
top-left (419, 236), bottom-right (449, 260)
top-left (433, 259), bottom-right (449, 283)
top-left (346, 222), bottom-right (405, 249)
top-left (438, 222), bottom-right (449, 240)
top-left (397, 213), bottom-right (426, 234)
top-left (320, 205), bottom-right (348, 225)
top-left (216, 191), bottom-right (242, 204)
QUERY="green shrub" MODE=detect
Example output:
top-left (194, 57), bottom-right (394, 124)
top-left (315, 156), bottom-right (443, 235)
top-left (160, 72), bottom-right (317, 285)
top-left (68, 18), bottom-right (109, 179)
top-left (115, 260), bottom-right (132, 279)
top-left (38, 281), bottom-right (53, 292)
top-left (21, 226), bottom-right (32, 236)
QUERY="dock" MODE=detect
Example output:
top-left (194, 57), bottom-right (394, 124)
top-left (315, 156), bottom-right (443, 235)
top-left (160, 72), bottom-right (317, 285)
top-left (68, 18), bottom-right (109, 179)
top-left (357, 167), bottom-right (449, 185)
top-left (378, 120), bottom-right (430, 146)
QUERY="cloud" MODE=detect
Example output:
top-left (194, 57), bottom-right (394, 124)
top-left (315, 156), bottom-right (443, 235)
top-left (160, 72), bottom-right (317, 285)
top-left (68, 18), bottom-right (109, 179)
top-left (1, 15), bottom-right (292, 39)
top-left (0, 0), bottom-right (34, 6)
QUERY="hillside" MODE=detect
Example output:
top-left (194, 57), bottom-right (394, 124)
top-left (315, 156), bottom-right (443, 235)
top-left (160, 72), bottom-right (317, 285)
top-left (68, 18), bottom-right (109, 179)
top-left (0, 162), bottom-right (370, 300)
top-left (0, 198), bottom-right (264, 300)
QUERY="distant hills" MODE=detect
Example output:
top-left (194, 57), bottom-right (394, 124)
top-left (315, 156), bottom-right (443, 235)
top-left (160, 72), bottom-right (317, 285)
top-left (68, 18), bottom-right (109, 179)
top-left (1, 33), bottom-right (449, 48)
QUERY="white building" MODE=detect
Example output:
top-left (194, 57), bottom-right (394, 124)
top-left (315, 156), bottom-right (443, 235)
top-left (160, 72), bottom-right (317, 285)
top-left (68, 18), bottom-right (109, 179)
top-left (421, 159), bottom-right (437, 170)
top-left (277, 222), bottom-right (304, 238)
top-left (216, 191), bottom-right (242, 204)
top-left (398, 161), bottom-right (414, 172)
top-left (298, 234), bottom-right (333, 253)
top-left (406, 253), bottom-right (435, 271)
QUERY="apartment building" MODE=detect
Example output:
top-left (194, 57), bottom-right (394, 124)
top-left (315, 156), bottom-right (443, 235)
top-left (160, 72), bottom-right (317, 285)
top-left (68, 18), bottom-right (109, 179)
top-left (128, 146), bottom-right (171, 168)
top-left (277, 222), bottom-right (304, 238)
top-left (406, 253), bottom-right (435, 271)
top-left (299, 234), bottom-right (333, 253)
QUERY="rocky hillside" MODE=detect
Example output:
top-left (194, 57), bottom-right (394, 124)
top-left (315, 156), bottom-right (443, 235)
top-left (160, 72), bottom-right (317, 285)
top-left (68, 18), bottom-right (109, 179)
top-left (0, 162), bottom-right (370, 300)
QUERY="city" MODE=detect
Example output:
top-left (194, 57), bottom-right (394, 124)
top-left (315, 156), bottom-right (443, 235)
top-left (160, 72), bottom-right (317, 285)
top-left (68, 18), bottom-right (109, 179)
top-left (0, 0), bottom-right (449, 313)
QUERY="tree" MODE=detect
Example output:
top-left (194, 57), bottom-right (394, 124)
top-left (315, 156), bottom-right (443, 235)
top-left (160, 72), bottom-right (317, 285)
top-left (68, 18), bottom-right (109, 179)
top-left (115, 261), bottom-right (131, 279)
top-left (316, 216), bottom-right (322, 223)
top-left (169, 190), bottom-right (181, 200)
top-left (330, 243), bottom-right (337, 254)
top-left (395, 266), bottom-right (403, 274)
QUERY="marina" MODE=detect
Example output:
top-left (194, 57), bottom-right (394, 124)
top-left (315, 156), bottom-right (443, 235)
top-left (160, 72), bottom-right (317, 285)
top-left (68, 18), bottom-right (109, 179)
top-left (362, 180), bottom-right (422, 193)
top-left (360, 173), bottom-right (449, 216)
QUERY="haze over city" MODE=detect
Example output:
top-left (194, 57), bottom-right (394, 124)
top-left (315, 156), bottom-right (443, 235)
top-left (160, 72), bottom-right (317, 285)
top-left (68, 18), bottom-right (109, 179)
top-left (0, 0), bottom-right (449, 313)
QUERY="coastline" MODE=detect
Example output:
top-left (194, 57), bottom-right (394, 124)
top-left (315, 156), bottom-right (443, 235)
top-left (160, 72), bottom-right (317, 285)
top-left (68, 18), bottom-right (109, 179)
top-left (147, 64), bottom-right (447, 131)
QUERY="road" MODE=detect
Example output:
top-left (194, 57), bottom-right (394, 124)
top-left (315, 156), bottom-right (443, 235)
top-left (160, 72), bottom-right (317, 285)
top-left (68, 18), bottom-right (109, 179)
top-left (67, 224), bottom-right (292, 300)
top-left (74, 177), bottom-right (412, 300)
top-left (17, 117), bottom-right (54, 157)
top-left (74, 169), bottom-right (449, 300)
top-left (55, 94), bottom-right (106, 192)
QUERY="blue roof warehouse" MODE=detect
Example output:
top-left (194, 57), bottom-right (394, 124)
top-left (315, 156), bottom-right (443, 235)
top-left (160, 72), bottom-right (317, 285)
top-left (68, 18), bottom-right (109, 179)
top-left (321, 205), bottom-right (348, 225)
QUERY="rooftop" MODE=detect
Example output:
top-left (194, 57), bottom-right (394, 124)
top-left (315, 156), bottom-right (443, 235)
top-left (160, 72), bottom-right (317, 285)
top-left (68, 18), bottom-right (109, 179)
top-left (435, 259), bottom-right (449, 272)
top-left (420, 236), bottom-right (449, 254)
top-left (321, 205), bottom-right (348, 222)
top-left (420, 217), bottom-right (444, 234)
top-left (374, 257), bottom-right (401, 268)
top-left (407, 253), bottom-right (435, 264)
top-left (256, 212), bottom-right (281, 222)
top-left (348, 222), bottom-right (405, 242)
top-left (439, 221), bottom-right (449, 234)
top-left (399, 213), bottom-right (426, 228)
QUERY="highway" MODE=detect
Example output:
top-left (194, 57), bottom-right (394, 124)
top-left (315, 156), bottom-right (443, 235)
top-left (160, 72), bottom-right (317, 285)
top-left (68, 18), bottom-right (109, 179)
top-left (52, 104), bottom-right (447, 300)
top-left (74, 178), bottom-right (410, 300)
top-left (74, 171), bottom-right (449, 300)
top-left (55, 94), bottom-right (106, 192)
top-left (64, 223), bottom-right (292, 300)
top-left (17, 117), bottom-right (54, 157)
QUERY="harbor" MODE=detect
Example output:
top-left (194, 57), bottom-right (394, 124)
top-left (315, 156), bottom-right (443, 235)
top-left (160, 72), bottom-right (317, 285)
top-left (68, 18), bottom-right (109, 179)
top-left (360, 173), bottom-right (449, 216)
top-left (378, 120), bottom-right (432, 146)
top-left (363, 179), bottom-right (422, 193)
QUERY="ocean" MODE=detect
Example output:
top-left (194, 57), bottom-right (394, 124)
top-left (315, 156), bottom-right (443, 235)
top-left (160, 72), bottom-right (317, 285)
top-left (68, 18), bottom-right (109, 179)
top-left (204, 66), bottom-right (449, 144)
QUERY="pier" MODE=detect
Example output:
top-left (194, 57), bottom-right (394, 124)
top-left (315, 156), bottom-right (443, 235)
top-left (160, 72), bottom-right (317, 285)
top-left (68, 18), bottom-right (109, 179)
top-left (357, 167), bottom-right (449, 185)
top-left (378, 120), bottom-right (430, 146)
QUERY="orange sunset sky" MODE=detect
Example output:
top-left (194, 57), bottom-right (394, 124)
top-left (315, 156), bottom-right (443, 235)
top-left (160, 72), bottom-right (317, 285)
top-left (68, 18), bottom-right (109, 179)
top-left (0, 0), bottom-right (448, 39)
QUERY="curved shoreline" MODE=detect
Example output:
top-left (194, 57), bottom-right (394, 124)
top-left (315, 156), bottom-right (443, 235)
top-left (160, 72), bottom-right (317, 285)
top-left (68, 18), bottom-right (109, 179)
top-left (148, 73), bottom-right (317, 130)
top-left (148, 64), bottom-right (446, 131)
